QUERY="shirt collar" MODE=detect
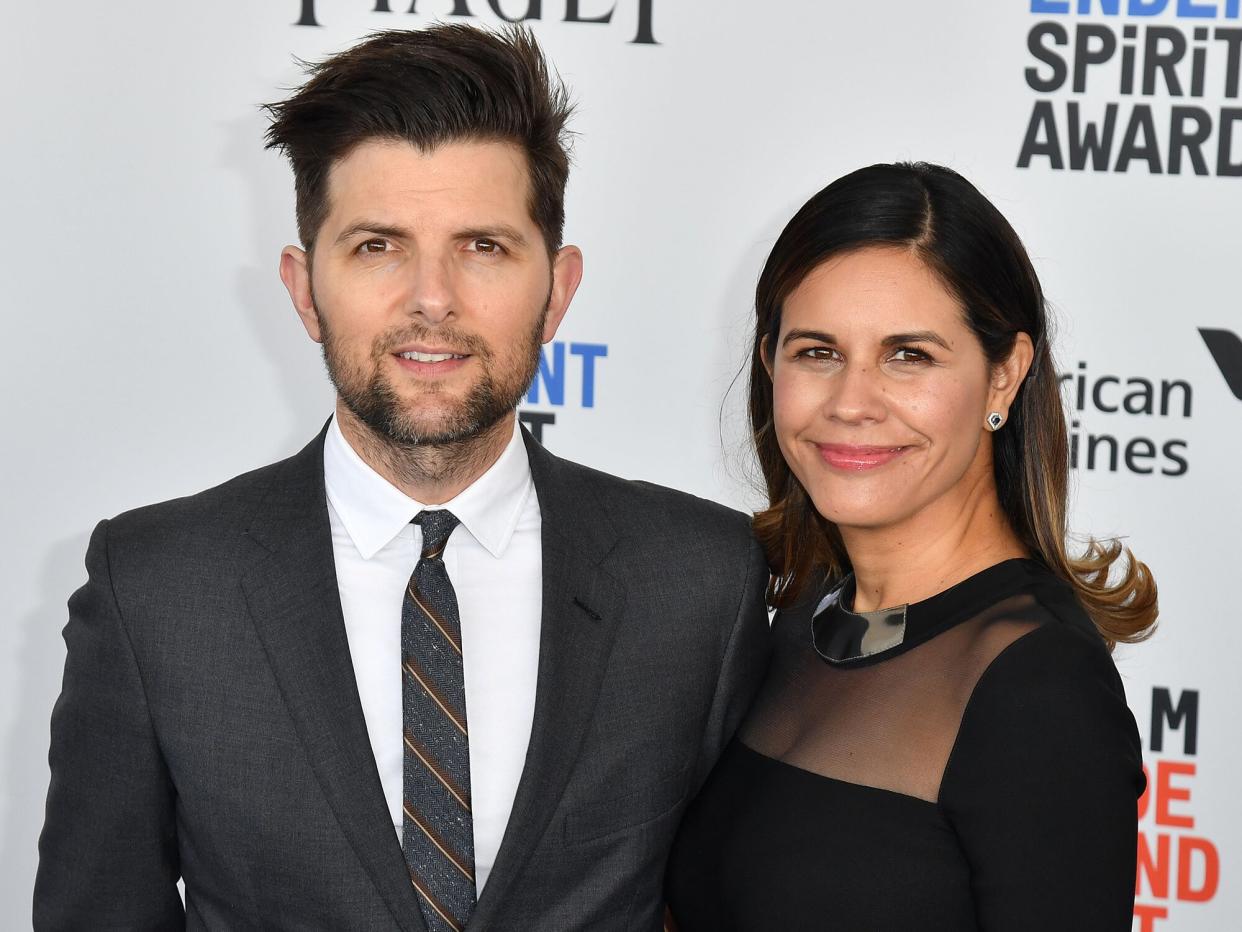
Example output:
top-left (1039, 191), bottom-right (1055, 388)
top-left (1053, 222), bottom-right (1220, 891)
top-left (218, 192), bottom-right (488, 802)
top-left (323, 414), bottom-right (534, 560)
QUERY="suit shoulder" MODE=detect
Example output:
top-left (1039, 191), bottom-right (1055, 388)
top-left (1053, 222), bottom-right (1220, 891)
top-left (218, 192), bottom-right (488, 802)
top-left (109, 457), bottom-right (288, 530)
top-left (102, 444), bottom-right (313, 557)
top-left (632, 479), bottom-right (751, 535)
top-left (555, 457), bottom-right (752, 542)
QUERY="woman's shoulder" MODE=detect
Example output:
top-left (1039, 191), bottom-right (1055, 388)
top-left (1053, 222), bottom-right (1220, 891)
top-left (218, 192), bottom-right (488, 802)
top-left (941, 560), bottom-right (1109, 678)
top-left (942, 566), bottom-right (1142, 791)
top-left (934, 575), bottom-right (1145, 931)
top-left (963, 564), bottom-right (1118, 686)
top-left (968, 606), bottom-right (1125, 709)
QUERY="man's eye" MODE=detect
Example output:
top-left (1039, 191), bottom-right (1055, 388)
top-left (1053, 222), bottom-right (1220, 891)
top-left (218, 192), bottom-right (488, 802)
top-left (471, 238), bottom-right (502, 255)
top-left (358, 239), bottom-right (390, 255)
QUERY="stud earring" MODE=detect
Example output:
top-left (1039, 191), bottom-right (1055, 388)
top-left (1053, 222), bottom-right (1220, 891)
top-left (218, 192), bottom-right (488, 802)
top-left (986, 411), bottom-right (1004, 431)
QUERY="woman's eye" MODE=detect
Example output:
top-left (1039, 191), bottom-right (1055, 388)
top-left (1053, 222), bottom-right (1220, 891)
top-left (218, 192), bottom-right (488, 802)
top-left (891, 347), bottom-right (931, 363)
top-left (796, 346), bottom-right (839, 361)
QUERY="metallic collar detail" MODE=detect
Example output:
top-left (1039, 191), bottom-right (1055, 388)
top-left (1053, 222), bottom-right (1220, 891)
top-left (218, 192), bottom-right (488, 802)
top-left (811, 577), bottom-right (908, 665)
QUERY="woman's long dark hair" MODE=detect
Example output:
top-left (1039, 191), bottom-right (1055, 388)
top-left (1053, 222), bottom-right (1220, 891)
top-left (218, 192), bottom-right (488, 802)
top-left (749, 162), bottom-right (1156, 649)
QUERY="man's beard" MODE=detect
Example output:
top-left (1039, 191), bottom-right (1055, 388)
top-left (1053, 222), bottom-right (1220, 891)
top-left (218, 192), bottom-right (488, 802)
top-left (318, 307), bottom-right (546, 449)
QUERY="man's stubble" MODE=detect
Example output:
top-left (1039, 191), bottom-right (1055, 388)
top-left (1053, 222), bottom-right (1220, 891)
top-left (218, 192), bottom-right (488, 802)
top-left (316, 296), bottom-right (548, 492)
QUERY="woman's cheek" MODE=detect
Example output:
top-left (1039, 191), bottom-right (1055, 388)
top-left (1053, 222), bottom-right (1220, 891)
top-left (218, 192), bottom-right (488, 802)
top-left (772, 367), bottom-right (822, 436)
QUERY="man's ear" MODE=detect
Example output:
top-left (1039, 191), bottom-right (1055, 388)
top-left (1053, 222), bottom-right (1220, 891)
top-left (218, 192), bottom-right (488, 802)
top-left (279, 245), bottom-right (322, 343)
top-left (541, 245), bottom-right (584, 343)
top-left (987, 332), bottom-right (1035, 418)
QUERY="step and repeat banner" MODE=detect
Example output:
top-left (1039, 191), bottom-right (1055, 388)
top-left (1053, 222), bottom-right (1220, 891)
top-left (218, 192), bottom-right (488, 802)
top-left (2, 1), bottom-right (1238, 928)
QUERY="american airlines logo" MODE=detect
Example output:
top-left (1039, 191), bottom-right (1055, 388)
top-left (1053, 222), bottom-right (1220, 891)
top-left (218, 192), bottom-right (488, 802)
top-left (1199, 328), bottom-right (1242, 401)
top-left (1056, 325), bottom-right (1242, 478)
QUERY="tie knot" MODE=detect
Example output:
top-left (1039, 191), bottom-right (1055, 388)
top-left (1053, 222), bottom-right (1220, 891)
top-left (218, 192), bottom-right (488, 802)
top-left (414, 509), bottom-right (460, 561)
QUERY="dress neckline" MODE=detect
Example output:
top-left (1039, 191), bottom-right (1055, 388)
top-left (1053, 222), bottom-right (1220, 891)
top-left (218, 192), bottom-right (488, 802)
top-left (811, 558), bottom-right (1048, 667)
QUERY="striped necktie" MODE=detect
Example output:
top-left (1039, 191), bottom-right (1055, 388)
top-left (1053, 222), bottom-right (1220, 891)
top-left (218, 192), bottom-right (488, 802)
top-left (402, 509), bottom-right (475, 931)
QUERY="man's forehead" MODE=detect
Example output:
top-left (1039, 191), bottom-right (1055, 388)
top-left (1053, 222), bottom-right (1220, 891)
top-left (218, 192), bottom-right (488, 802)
top-left (323, 137), bottom-right (533, 214)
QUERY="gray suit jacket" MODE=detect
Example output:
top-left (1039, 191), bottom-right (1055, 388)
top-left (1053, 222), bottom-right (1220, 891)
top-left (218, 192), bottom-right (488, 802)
top-left (35, 427), bottom-right (771, 930)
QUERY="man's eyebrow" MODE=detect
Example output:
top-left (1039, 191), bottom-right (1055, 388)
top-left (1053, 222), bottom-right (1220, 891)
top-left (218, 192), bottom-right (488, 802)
top-left (334, 222), bottom-right (410, 245)
top-left (332, 222), bottom-right (532, 250)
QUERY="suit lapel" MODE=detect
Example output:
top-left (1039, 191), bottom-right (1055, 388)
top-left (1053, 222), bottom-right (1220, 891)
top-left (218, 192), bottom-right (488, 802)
top-left (240, 430), bottom-right (426, 932)
top-left (469, 431), bottom-right (627, 928)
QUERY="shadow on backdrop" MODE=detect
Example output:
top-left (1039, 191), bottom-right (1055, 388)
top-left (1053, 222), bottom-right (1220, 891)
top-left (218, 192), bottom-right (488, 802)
top-left (2, 532), bottom-right (90, 926)
top-left (221, 112), bottom-right (334, 458)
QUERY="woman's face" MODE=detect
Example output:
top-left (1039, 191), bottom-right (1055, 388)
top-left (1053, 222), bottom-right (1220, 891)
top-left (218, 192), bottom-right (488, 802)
top-left (767, 246), bottom-right (1021, 537)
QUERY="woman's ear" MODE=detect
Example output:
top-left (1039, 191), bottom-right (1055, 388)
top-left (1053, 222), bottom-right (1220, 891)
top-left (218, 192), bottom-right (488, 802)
top-left (986, 332), bottom-right (1034, 420)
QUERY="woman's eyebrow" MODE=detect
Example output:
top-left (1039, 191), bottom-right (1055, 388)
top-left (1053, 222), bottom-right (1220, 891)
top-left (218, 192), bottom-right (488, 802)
top-left (781, 329), bottom-right (952, 351)
top-left (782, 328), bottom-right (835, 347)
top-left (882, 331), bottom-right (951, 350)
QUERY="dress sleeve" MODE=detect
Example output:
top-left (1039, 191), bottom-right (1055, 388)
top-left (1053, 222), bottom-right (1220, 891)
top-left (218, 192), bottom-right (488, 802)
top-left (937, 621), bottom-right (1143, 932)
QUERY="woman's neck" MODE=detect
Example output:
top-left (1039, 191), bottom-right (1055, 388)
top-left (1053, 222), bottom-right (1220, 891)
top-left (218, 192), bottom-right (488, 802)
top-left (842, 477), bottom-right (1029, 613)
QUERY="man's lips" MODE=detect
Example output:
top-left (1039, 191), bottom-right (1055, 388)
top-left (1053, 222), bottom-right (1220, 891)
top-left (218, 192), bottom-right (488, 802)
top-left (392, 343), bottom-right (472, 361)
top-left (816, 443), bottom-right (913, 471)
top-left (391, 346), bottom-right (472, 376)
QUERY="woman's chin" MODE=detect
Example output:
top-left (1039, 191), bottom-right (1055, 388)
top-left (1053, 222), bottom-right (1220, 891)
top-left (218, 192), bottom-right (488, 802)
top-left (813, 503), bottom-right (906, 535)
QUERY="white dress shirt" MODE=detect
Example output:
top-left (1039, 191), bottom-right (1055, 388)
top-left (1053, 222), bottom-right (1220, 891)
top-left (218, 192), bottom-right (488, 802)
top-left (323, 415), bottom-right (542, 894)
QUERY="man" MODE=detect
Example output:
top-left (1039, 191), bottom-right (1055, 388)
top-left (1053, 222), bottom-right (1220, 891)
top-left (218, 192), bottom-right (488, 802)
top-left (35, 24), bottom-right (769, 931)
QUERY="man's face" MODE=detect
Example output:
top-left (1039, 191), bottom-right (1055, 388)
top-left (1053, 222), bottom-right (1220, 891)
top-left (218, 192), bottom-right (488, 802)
top-left (280, 138), bottom-right (581, 445)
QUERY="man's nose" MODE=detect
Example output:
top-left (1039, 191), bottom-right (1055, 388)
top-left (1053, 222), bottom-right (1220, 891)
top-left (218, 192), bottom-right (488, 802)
top-left (405, 250), bottom-right (456, 323)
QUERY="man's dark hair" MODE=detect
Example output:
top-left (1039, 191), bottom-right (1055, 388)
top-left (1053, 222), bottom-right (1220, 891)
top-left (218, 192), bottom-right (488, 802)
top-left (263, 24), bottom-right (574, 254)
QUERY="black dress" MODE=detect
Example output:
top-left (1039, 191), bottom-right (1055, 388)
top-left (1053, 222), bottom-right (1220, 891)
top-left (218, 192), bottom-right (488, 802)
top-left (666, 559), bottom-right (1143, 931)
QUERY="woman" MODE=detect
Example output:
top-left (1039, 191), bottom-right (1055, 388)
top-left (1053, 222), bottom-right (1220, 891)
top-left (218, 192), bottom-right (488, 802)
top-left (666, 163), bottom-right (1154, 931)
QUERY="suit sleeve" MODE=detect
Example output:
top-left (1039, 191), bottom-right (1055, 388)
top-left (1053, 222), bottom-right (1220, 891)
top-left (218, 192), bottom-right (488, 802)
top-left (35, 519), bottom-right (184, 931)
top-left (691, 533), bottom-right (771, 790)
top-left (938, 623), bottom-right (1144, 932)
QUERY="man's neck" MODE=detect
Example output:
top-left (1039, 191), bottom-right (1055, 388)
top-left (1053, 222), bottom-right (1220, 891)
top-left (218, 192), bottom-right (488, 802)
top-left (335, 402), bottom-right (515, 505)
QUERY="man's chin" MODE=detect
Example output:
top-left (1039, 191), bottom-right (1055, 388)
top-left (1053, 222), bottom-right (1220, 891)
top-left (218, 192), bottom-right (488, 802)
top-left (379, 407), bottom-right (513, 447)
top-left (332, 368), bottom-right (524, 448)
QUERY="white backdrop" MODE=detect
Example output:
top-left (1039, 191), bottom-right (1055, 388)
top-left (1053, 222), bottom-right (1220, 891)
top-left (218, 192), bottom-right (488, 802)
top-left (3, 2), bottom-right (1238, 928)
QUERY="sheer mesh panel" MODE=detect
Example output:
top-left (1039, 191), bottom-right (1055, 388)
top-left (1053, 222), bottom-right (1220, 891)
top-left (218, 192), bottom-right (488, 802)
top-left (739, 593), bottom-right (1045, 803)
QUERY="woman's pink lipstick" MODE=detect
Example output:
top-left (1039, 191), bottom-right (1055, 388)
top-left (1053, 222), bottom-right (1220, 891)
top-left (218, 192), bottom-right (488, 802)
top-left (817, 443), bottom-right (911, 471)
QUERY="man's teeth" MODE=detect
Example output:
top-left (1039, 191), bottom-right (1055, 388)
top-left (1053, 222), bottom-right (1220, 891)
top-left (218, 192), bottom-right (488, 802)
top-left (399, 351), bottom-right (464, 362)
